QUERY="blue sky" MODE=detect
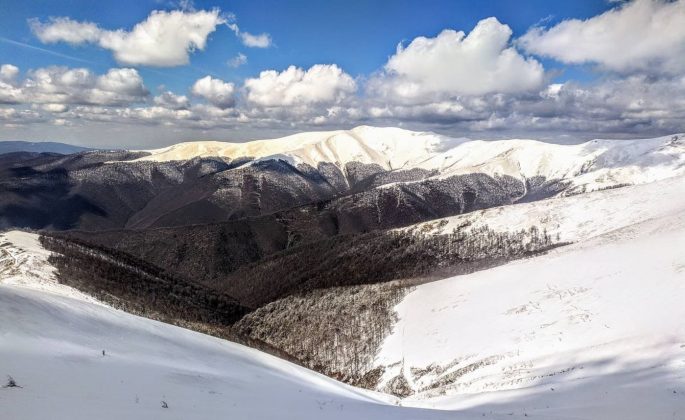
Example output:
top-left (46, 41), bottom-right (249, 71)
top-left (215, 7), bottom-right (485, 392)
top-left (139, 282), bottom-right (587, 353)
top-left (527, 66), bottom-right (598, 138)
top-left (1, 0), bottom-right (609, 87)
top-left (0, 0), bottom-right (683, 147)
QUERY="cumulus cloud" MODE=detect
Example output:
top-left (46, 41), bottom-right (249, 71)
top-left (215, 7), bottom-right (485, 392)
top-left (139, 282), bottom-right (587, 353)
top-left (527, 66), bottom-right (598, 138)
top-left (95, 68), bottom-right (148, 98)
top-left (368, 18), bottom-right (545, 103)
top-left (0, 108), bottom-right (45, 128)
top-left (39, 103), bottom-right (69, 113)
top-left (0, 64), bottom-right (23, 104)
top-left (191, 75), bottom-right (236, 108)
top-left (29, 9), bottom-right (225, 67)
top-left (0, 64), bottom-right (20, 82)
top-left (244, 64), bottom-right (356, 107)
top-left (228, 53), bottom-right (248, 68)
top-left (519, 0), bottom-right (685, 74)
top-left (0, 83), bottom-right (23, 104)
top-left (29, 17), bottom-right (102, 44)
top-left (412, 75), bottom-right (685, 137)
top-left (154, 91), bottom-right (190, 110)
top-left (227, 22), bottom-right (272, 48)
top-left (530, 76), bottom-right (685, 133)
top-left (6, 8), bottom-right (685, 142)
top-left (4, 74), bottom-right (684, 141)
top-left (239, 32), bottom-right (272, 48)
top-left (0, 66), bottom-right (148, 106)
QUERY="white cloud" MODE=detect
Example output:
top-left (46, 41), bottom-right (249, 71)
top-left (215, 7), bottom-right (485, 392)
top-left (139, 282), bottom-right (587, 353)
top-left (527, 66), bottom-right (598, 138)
top-left (519, 0), bottom-right (685, 74)
top-left (154, 91), bottom-right (190, 110)
top-left (239, 32), bottom-right (271, 48)
top-left (52, 118), bottom-right (71, 126)
top-left (244, 64), bottom-right (356, 107)
top-left (40, 103), bottom-right (69, 113)
top-left (4, 73), bottom-right (684, 143)
top-left (29, 9), bottom-right (225, 67)
top-left (368, 18), bottom-right (545, 103)
top-left (228, 53), bottom-right (247, 68)
top-left (0, 64), bottom-right (20, 82)
top-left (7, 7), bottom-right (685, 142)
top-left (0, 108), bottom-right (45, 127)
top-left (0, 82), bottom-right (23, 104)
top-left (0, 66), bottom-right (148, 106)
top-left (191, 75), bottom-right (236, 108)
top-left (96, 68), bottom-right (147, 97)
top-left (29, 17), bottom-right (102, 44)
top-left (0, 64), bottom-right (23, 103)
top-left (227, 22), bottom-right (272, 48)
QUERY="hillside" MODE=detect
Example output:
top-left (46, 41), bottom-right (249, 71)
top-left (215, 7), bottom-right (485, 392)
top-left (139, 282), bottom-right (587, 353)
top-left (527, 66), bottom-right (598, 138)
top-left (232, 174), bottom-right (685, 395)
top-left (132, 127), bottom-right (685, 194)
top-left (369, 179), bottom-right (685, 418)
top-left (0, 287), bottom-right (464, 419)
top-left (2, 128), bottom-right (685, 419)
top-left (2, 180), bottom-right (685, 419)
top-left (2, 127), bottom-right (684, 231)
top-left (0, 141), bottom-right (91, 155)
top-left (0, 230), bottom-right (552, 420)
top-left (404, 172), bottom-right (685, 244)
top-left (2, 178), bottom-right (683, 420)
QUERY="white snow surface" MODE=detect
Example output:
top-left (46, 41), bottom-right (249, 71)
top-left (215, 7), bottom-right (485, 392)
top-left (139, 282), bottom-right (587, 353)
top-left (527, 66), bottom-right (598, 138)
top-left (1, 286), bottom-right (480, 420)
top-left (375, 176), bottom-right (685, 418)
top-left (2, 174), bottom-right (685, 418)
top-left (131, 126), bottom-right (685, 193)
top-left (405, 174), bottom-right (685, 245)
top-left (0, 231), bottom-right (493, 420)
top-left (0, 231), bottom-right (98, 303)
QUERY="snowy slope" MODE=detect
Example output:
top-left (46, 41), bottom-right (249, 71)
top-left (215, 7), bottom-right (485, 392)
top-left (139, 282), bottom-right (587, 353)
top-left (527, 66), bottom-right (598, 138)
top-left (134, 126), bottom-right (463, 171)
top-left (413, 133), bottom-right (685, 194)
top-left (374, 178), bottom-right (685, 418)
top-left (0, 231), bottom-right (98, 303)
top-left (131, 127), bottom-right (685, 194)
top-left (2, 172), bottom-right (685, 419)
top-left (0, 232), bottom-right (486, 420)
top-left (1, 286), bottom-right (475, 420)
top-left (404, 174), bottom-right (685, 245)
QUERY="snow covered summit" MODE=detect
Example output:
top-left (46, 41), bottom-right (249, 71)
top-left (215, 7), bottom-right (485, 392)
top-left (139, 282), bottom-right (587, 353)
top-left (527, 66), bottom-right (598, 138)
top-left (133, 127), bottom-right (685, 194)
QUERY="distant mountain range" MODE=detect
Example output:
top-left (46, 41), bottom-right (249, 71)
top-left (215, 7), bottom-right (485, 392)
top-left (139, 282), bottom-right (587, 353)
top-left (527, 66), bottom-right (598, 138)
top-left (0, 140), bottom-right (92, 155)
top-left (2, 126), bottom-right (683, 231)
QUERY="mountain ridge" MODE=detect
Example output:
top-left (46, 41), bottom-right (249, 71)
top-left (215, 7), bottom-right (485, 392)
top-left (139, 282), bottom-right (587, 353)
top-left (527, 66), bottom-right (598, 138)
top-left (0, 140), bottom-right (92, 155)
top-left (128, 126), bottom-right (685, 195)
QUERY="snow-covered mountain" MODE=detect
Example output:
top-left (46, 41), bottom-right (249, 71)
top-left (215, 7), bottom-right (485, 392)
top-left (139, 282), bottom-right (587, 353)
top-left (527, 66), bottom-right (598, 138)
top-left (0, 231), bottom-right (97, 303)
top-left (0, 141), bottom-right (90, 155)
top-left (4, 127), bottom-right (684, 231)
top-left (371, 174), bottom-right (685, 418)
top-left (7, 229), bottom-right (635, 420)
top-left (134, 126), bottom-right (685, 195)
top-left (3, 179), bottom-right (684, 419)
top-left (403, 172), bottom-right (685, 244)
top-left (0, 232), bottom-right (464, 420)
top-left (2, 165), bottom-right (684, 419)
